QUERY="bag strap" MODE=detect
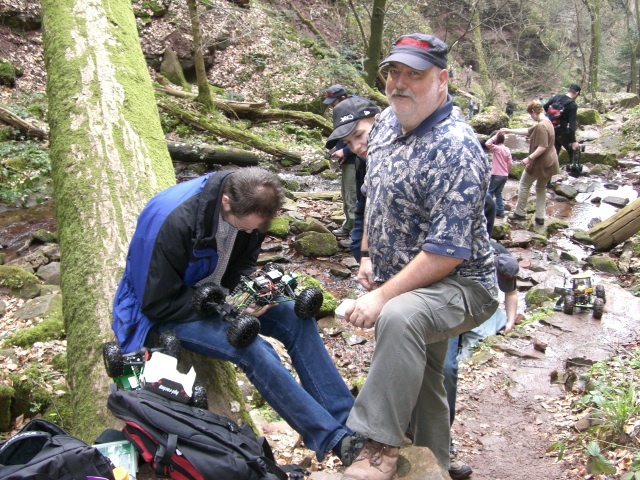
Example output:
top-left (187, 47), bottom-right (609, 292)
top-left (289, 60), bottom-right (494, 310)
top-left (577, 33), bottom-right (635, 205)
top-left (152, 432), bottom-right (178, 475)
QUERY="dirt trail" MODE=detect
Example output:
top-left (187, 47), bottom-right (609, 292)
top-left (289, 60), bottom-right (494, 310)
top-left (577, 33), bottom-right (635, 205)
top-left (450, 282), bottom-right (640, 479)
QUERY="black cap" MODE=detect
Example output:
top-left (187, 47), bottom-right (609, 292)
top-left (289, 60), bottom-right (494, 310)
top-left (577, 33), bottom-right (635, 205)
top-left (569, 83), bottom-right (581, 94)
top-left (325, 96), bottom-right (381, 149)
top-left (494, 254), bottom-right (519, 292)
top-left (379, 33), bottom-right (448, 70)
top-left (323, 84), bottom-right (348, 104)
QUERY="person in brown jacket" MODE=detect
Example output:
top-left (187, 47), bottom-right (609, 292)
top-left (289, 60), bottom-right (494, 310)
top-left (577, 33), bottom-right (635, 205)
top-left (501, 100), bottom-right (560, 225)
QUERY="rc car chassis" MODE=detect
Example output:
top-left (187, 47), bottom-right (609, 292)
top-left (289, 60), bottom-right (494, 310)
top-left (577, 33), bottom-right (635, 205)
top-left (191, 263), bottom-right (324, 348)
top-left (102, 330), bottom-right (208, 408)
top-left (553, 272), bottom-right (606, 319)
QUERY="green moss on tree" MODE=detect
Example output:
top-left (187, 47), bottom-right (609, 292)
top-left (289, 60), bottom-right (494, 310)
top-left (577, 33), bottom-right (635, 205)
top-left (0, 384), bottom-right (16, 431)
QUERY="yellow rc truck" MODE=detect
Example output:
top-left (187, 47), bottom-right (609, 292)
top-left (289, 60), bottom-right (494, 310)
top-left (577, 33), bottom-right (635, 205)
top-left (553, 272), bottom-right (606, 319)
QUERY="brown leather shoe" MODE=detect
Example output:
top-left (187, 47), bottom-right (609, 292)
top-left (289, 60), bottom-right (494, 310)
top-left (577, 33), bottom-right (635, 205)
top-left (343, 439), bottom-right (399, 480)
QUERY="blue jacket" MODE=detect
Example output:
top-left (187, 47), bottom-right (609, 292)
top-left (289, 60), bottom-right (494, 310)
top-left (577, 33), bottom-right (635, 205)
top-left (112, 171), bottom-right (264, 353)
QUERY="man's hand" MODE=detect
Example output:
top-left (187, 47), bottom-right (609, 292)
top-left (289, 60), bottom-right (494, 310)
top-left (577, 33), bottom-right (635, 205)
top-left (331, 149), bottom-right (345, 164)
top-left (501, 317), bottom-right (516, 334)
top-left (344, 289), bottom-right (386, 329)
top-left (571, 142), bottom-right (580, 151)
top-left (357, 257), bottom-right (376, 291)
top-left (243, 303), bottom-right (274, 317)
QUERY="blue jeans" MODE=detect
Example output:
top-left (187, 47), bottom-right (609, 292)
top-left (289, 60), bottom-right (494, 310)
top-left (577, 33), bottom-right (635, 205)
top-left (155, 301), bottom-right (354, 460)
top-left (489, 175), bottom-right (508, 216)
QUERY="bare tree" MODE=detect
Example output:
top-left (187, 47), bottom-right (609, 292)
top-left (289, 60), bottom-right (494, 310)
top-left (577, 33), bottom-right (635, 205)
top-left (186, 0), bottom-right (216, 110)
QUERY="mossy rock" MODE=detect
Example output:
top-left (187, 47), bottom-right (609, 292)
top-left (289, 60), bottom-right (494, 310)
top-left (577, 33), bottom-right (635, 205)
top-left (8, 368), bottom-right (53, 420)
top-left (292, 218), bottom-right (332, 235)
top-left (3, 305), bottom-right (65, 348)
top-left (491, 222), bottom-right (510, 240)
top-left (469, 106), bottom-right (510, 135)
top-left (525, 287), bottom-right (555, 308)
top-left (0, 265), bottom-right (41, 298)
top-left (509, 163), bottom-right (525, 180)
top-left (281, 178), bottom-right (300, 192)
top-left (585, 254), bottom-right (620, 274)
top-left (292, 232), bottom-right (338, 257)
top-left (0, 57), bottom-right (17, 87)
top-left (0, 384), bottom-right (15, 431)
top-left (267, 216), bottom-right (290, 239)
top-left (572, 229), bottom-right (594, 245)
top-left (320, 169), bottom-right (338, 180)
top-left (308, 158), bottom-right (330, 174)
top-left (577, 108), bottom-right (601, 126)
top-left (33, 229), bottom-right (58, 244)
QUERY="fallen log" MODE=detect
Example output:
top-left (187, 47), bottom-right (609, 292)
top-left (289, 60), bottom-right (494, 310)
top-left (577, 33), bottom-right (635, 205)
top-left (159, 100), bottom-right (302, 163)
top-left (155, 85), bottom-right (331, 133)
top-left (0, 104), bottom-right (47, 140)
top-left (167, 140), bottom-right (260, 167)
top-left (588, 196), bottom-right (640, 250)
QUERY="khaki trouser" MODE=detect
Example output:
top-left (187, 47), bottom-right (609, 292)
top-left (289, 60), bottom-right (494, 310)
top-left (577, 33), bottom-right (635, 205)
top-left (346, 276), bottom-right (498, 469)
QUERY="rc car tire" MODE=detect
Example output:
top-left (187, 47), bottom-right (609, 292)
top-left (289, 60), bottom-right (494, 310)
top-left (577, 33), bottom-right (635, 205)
top-left (192, 283), bottom-right (226, 316)
top-left (226, 313), bottom-right (261, 348)
top-left (294, 287), bottom-right (324, 320)
top-left (592, 298), bottom-right (605, 320)
top-left (595, 285), bottom-right (606, 303)
top-left (563, 295), bottom-right (575, 315)
top-left (191, 380), bottom-right (209, 409)
top-left (103, 341), bottom-right (125, 378)
top-left (159, 330), bottom-right (181, 360)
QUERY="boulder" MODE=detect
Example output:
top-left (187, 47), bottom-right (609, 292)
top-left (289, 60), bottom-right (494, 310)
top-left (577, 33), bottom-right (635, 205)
top-left (577, 108), bottom-right (601, 126)
top-left (292, 232), bottom-right (338, 257)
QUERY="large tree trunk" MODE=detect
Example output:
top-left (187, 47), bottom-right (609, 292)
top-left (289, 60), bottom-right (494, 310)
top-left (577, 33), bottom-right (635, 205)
top-left (588, 197), bottom-right (640, 251)
top-left (41, 0), bottom-right (244, 443)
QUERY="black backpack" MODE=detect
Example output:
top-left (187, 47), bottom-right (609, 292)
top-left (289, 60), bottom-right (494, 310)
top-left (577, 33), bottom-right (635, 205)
top-left (0, 418), bottom-right (116, 480)
top-left (546, 95), bottom-right (572, 128)
top-left (107, 388), bottom-right (303, 480)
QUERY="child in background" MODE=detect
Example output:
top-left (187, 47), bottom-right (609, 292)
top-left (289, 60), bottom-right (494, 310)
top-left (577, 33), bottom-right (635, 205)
top-left (485, 132), bottom-right (513, 218)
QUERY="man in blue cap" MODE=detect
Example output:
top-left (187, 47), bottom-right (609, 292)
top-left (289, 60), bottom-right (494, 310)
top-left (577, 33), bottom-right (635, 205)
top-left (335, 33), bottom-right (497, 480)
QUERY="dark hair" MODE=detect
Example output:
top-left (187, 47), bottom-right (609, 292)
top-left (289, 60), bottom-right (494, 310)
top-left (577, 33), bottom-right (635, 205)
top-left (495, 132), bottom-right (505, 144)
top-left (223, 167), bottom-right (285, 219)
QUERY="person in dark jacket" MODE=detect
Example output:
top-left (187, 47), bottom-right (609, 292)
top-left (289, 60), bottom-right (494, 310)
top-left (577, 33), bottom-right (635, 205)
top-left (111, 167), bottom-right (355, 461)
top-left (544, 83), bottom-right (581, 158)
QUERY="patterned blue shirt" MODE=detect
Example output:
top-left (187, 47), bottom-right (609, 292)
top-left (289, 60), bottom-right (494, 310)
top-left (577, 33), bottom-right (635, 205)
top-left (365, 95), bottom-right (496, 289)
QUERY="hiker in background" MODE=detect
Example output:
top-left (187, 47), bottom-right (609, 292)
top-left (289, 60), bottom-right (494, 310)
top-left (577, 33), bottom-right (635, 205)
top-left (544, 84), bottom-right (581, 159)
top-left (468, 98), bottom-right (475, 119)
top-left (323, 84), bottom-right (358, 238)
top-left (465, 64), bottom-right (473, 88)
top-left (485, 131), bottom-right (513, 219)
top-left (111, 167), bottom-right (356, 463)
top-left (501, 101), bottom-right (559, 225)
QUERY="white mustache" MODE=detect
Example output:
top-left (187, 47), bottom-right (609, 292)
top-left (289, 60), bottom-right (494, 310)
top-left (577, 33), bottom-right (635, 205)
top-left (390, 89), bottom-right (416, 101)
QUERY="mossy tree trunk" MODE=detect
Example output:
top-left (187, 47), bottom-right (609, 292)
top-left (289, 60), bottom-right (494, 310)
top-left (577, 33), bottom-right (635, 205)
top-left (470, 1), bottom-right (489, 89)
top-left (363, 0), bottom-right (386, 87)
top-left (186, 0), bottom-right (215, 111)
top-left (41, 0), bottom-right (241, 443)
top-left (581, 0), bottom-right (602, 96)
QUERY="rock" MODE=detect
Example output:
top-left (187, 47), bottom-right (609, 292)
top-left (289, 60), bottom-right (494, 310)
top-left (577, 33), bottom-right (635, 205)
top-left (14, 293), bottom-right (61, 320)
top-left (36, 261), bottom-right (60, 285)
top-left (553, 183), bottom-right (578, 199)
top-left (7, 248), bottom-right (49, 271)
top-left (308, 158), bottom-right (331, 175)
top-left (572, 229), bottom-right (594, 244)
top-left (329, 265), bottom-right (351, 278)
top-left (32, 229), bottom-right (57, 243)
top-left (0, 265), bottom-right (41, 299)
top-left (585, 254), bottom-right (620, 274)
top-left (267, 216), bottom-right (290, 238)
top-left (602, 196), bottom-right (630, 208)
top-left (292, 232), bottom-right (339, 257)
top-left (577, 108), bottom-right (601, 126)
top-left (257, 253), bottom-right (286, 264)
